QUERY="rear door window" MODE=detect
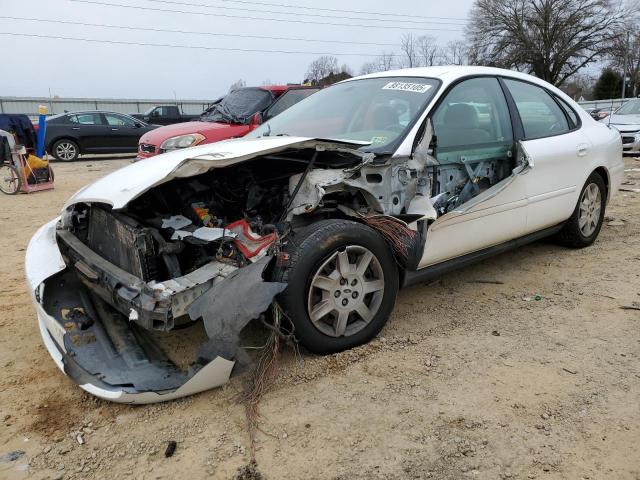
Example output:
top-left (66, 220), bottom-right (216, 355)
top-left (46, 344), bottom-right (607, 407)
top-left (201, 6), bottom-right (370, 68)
top-left (70, 113), bottom-right (103, 125)
top-left (503, 79), bottom-right (570, 139)
top-left (104, 114), bottom-right (136, 127)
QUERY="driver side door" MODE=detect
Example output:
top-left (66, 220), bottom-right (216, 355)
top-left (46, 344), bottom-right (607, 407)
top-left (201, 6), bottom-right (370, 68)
top-left (418, 76), bottom-right (529, 268)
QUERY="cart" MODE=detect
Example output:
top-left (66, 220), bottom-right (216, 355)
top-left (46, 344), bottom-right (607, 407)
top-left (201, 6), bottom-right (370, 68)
top-left (0, 127), bottom-right (54, 195)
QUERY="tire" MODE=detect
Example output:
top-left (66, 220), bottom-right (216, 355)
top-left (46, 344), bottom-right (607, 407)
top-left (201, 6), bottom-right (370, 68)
top-left (555, 172), bottom-right (607, 248)
top-left (52, 139), bottom-right (79, 162)
top-left (274, 219), bottom-right (399, 354)
top-left (0, 164), bottom-right (22, 194)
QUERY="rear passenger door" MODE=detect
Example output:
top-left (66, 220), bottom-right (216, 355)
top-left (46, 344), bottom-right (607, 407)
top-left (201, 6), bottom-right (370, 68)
top-left (419, 77), bottom-right (529, 267)
top-left (68, 113), bottom-right (109, 152)
top-left (502, 79), bottom-right (589, 232)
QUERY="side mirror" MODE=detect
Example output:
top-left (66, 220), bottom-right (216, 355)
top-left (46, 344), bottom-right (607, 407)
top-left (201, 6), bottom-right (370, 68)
top-left (152, 110), bottom-right (160, 117)
top-left (134, 122), bottom-right (143, 128)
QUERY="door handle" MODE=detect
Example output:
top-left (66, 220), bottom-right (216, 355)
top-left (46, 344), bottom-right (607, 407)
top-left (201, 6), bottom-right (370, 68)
top-left (111, 128), bottom-right (119, 131)
top-left (577, 144), bottom-right (589, 157)
top-left (71, 127), bottom-right (80, 130)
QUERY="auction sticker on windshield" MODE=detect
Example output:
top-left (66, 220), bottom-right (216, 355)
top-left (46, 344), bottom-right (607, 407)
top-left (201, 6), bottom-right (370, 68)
top-left (382, 82), bottom-right (432, 93)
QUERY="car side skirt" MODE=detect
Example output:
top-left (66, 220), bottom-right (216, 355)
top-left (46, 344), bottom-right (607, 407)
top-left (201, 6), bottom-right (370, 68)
top-left (401, 223), bottom-right (564, 288)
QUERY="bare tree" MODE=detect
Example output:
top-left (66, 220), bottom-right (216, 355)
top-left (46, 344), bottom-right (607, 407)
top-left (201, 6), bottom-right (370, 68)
top-left (443, 40), bottom-right (469, 66)
top-left (467, 0), bottom-right (628, 86)
top-left (609, 26), bottom-right (640, 97)
top-left (400, 33), bottom-right (419, 68)
top-left (360, 61), bottom-right (379, 75)
top-left (360, 51), bottom-right (398, 75)
top-left (378, 51), bottom-right (396, 71)
top-left (228, 79), bottom-right (246, 92)
top-left (305, 56), bottom-right (339, 84)
top-left (417, 35), bottom-right (441, 66)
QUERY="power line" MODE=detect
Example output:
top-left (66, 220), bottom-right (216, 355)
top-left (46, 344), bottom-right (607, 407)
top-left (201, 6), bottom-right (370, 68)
top-left (0, 32), bottom-right (404, 56)
top-left (69, 0), bottom-right (466, 32)
top-left (141, 0), bottom-right (469, 26)
top-left (149, 0), bottom-right (469, 21)
top-left (0, 16), bottom-right (401, 47)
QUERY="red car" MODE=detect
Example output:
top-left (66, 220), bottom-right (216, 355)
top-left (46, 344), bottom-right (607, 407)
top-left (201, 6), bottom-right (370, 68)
top-left (136, 85), bottom-right (319, 159)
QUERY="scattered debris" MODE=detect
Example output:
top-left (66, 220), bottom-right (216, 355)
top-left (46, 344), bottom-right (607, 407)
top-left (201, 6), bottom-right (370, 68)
top-left (562, 367), bottom-right (578, 375)
top-left (619, 187), bottom-right (640, 193)
top-left (193, 227), bottom-right (237, 242)
top-left (469, 279), bottom-right (505, 285)
top-left (161, 215), bottom-right (192, 230)
top-left (607, 219), bottom-right (626, 226)
top-left (491, 330), bottom-right (501, 336)
top-left (0, 450), bottom-right (25, 463)
top-left (76, 434), bottom-right (84, 445)
top-left (534, 294), bottom-right (542, 301)
top-left (620, 302), bottom-right (640, 311)
top-left (164, 441), bottom-right (177, 458)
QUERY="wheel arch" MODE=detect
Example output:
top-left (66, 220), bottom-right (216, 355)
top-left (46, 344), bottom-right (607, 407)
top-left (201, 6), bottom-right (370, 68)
top-left (592, 166), bottom-right (610, 203)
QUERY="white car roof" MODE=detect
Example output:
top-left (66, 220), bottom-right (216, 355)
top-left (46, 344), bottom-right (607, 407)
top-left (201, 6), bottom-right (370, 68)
top-left (348, 66), bottom-right (565, 97)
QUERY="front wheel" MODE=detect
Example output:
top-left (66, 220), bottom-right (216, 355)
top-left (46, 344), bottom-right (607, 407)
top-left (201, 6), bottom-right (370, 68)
top-left (555, 172), bottom-right (607, 248)
top-left (275, 219), bottom-right (399, 354)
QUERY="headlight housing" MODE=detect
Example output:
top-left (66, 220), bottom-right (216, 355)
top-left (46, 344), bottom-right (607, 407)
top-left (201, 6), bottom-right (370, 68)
top-left (160, 133), bottom-right (205, 151)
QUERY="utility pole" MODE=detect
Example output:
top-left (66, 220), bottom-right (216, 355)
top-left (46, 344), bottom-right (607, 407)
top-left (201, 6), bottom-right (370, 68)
top-left (622, 31), bottom-right (630, 100)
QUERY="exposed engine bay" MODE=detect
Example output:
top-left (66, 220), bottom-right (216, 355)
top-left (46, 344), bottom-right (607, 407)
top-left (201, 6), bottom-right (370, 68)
top-left (44, 135), bottom-right (518, 398)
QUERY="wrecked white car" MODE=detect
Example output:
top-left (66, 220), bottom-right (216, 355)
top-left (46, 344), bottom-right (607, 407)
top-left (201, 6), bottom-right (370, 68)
top-left (26, 67), bottom-right (624, 403)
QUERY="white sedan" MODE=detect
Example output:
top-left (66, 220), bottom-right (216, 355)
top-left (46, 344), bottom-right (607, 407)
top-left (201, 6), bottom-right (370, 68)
top-left (26, 66), bottom-right (624, 403)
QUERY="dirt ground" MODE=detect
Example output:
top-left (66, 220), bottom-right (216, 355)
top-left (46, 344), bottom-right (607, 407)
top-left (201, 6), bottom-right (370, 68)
top-left (1, 158), bottom-right (639, 480)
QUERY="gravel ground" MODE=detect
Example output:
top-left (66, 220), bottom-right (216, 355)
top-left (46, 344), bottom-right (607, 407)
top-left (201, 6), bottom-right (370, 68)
top-left (1, 157), bottom-right (639, 480)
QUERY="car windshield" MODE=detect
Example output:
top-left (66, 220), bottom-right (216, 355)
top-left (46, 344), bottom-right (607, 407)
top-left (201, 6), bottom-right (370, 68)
top-left (615, 99), bottom-right (640, 115)
top-left (248, 77), bottom-right (439, 154)
top-left (201, 88), bottom-right (274, 124)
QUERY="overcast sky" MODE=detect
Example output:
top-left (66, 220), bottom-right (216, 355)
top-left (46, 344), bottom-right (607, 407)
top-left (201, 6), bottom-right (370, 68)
top-left (0, 0), bottom-right (473, 100)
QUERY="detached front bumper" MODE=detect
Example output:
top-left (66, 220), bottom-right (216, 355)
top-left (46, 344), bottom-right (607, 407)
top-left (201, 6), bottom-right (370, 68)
top-left (25, 219), bottom-right (235, 404)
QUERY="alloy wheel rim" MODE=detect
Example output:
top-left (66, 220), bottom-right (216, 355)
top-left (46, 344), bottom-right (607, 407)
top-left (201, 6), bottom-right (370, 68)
top-left (0, 165), bottom-right (20, 194)
top-left (578, 183), bottom-right (601, 237)
top-left (56, 142), bottom-right (76, 160)
top-left (307, 245), bottom-right (385, 338)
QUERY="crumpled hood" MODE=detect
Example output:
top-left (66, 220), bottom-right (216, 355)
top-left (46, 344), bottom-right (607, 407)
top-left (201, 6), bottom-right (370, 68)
top-left (64, 136), bottom-right (366, 211)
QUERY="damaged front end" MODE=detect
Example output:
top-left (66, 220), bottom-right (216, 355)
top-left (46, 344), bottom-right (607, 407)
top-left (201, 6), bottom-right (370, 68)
top-left (26, 138), bottom-right (392, 402)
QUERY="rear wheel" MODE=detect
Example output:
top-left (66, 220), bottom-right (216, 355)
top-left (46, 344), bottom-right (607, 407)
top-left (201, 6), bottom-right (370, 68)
top-left (52, 139), bottom-right (79, 162)
top-left (555, 172), bottom-right (606, 248)
top-left (0, 164), bottom-right (21, 194)
top-left (275, 219), bottom-right (399, 354)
